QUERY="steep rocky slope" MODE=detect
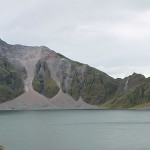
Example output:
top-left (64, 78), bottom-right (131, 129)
top-left (0, 39), bottom-right (96, 109)
top-left (0, 39), bottom-right (150, 109)
top-left (104, 73), bottom-right (150, 108)
top-left (0, 58), bottom-right (24, 102)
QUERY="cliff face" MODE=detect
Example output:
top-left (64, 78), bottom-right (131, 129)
top-left (0, 40), bottom-right (25, 103)
top-left (105, 73), bottom-right (150, 108)
top-left (0, 58), bottom-right (24, 102)
top-left (0, 39), bottom-right (150, 109)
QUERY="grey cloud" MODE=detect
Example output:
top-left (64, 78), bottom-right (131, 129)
top-left (0, 0), bottom-right (150, 78)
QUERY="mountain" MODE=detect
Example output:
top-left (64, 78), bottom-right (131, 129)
top-left (0, 39), bottom-right (150, 109)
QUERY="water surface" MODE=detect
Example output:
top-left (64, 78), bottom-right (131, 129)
top-left (0, 110), bottom-right (150, 150)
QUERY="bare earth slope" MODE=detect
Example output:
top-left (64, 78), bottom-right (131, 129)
top-left (0, 39), bottom-right (96, 109)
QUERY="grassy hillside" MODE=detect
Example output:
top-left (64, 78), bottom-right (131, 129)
top-left (103, 73), bottom-right (150, 108)
top-left (68, 65), bottom-right (118, 104)
top-left (57, 54), bottom-right (150, 108)
top-left (32, 60), bottom-right (60, 98)
top-left (58, 54), bottom-right (118, 104)
top-left (0, 59), bottom-right (24, 103)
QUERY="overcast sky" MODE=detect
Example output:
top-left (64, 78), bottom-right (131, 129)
top-left (1, 0), bottom-right (150, 78)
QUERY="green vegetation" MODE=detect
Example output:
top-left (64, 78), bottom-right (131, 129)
top-left (57, 53), bottom-right (83, 68)
top-left (0, 145), bottom-right (4, 150)
top-left (67, 62), bottom-right (118, 104)
top-left (32, 75), bottom-right (39, 92)
top-left (32, 60), bottom-right (59, 98)
top-left (57, 56), bottom-right (150, 108)
top-left (68, 74), bottom-right (80, 100)
top-left (0, 59), bottom-right (24, 103)
top-left (81, 66), bottom-right (118, 104)
top-left (103, 74), bottom-right (150, 108)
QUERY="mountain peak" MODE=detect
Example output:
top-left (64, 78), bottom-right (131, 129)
top-left (0, 39), bottom-right (8, 46)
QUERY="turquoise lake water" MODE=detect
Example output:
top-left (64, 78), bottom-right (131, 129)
top-left (0, 110), bottom-right (150, 150)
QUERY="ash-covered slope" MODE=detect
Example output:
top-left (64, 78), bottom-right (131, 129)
top-left (0, 39), bottom-right (97, 109)
top-left (0, 39), bottom-right (150, 109)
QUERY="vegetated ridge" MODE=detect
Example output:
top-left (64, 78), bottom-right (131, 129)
top-left (0, 39), bottom-right (150, 109)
